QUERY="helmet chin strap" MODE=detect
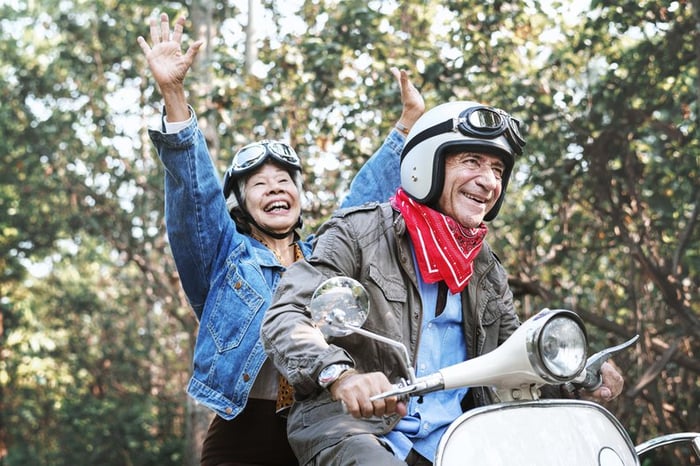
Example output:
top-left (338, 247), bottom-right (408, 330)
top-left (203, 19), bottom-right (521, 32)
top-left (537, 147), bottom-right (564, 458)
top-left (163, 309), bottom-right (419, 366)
top-left (252, 217), bottom-right (301, 240)
top-left (237, 207), bottom-right (300, 240)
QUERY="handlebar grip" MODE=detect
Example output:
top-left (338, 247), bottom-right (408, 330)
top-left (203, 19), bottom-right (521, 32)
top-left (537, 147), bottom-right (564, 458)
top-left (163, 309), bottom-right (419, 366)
top-left (572, 335), bottom-right (639, 393)
top-left (576, 368), bottom-right (602, 391)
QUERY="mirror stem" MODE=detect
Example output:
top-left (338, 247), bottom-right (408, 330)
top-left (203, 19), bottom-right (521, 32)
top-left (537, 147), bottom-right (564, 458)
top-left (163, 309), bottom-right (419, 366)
top-left (347, 325), bottom-right (416, 383)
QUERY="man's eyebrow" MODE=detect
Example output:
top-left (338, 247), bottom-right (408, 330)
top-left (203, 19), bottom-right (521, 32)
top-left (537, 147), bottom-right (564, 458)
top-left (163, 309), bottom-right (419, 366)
top-left (457, 152), bottom-right (506, 166)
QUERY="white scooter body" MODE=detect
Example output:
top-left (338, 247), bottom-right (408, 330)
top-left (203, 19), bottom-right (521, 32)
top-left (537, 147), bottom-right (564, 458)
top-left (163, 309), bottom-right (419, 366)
top-left (436, 400), bottom-right (638, 466)
top-left (309, 277), bottom-right (700, 466)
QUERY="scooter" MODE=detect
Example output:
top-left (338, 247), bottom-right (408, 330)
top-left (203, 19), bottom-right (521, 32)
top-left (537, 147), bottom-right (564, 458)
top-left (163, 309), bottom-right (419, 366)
top-left (308, 276), bottom-right (700, 466)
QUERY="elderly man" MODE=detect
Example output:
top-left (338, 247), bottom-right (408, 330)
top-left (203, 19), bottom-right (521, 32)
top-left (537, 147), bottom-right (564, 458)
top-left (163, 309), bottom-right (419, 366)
top-left (262, 101), bottom-right (624, 466)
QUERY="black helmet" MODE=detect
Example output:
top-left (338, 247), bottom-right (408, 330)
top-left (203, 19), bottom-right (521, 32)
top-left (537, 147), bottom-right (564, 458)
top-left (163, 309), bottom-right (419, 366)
top-left (222, 139), bottom-right (303, 238)
top-left (399, 101), bottom-right (525, 221)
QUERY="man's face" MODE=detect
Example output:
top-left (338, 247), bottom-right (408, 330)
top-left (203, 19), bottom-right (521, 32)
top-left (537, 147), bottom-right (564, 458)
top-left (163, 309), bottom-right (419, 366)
top-left (436, 152), bottom-right (505, 228)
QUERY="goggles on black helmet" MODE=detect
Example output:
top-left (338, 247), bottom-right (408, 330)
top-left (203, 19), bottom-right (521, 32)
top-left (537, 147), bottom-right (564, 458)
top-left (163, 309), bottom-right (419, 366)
top-left (223, 140), bottom-right (301, 198)
top-left (230, 140), bottom-right (300, 173)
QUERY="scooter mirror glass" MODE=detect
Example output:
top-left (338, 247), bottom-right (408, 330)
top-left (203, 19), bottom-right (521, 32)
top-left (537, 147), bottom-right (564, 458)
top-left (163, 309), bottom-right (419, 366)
top-left (309, 276), bottom-right (369, 339)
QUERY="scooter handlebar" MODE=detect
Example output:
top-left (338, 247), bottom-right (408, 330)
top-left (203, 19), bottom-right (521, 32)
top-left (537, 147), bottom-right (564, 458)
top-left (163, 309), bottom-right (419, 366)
top-left (570, 334), bottom-right (639, 391)
top-left (370, 373), bottom-right (445, 402)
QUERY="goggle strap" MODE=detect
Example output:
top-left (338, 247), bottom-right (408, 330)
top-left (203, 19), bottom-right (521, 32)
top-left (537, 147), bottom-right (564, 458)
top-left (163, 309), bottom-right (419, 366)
top-left (401, 115), bottom-right (524, 161)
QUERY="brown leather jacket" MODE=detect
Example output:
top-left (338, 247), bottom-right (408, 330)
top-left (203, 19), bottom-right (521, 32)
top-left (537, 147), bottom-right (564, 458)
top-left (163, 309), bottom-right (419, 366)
top-left (262, 201), bottom-right (520, 465)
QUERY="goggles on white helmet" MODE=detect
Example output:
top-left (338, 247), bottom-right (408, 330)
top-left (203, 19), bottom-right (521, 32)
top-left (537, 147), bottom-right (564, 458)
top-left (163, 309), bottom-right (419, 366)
top-left (400, 101), bottom-right (526, 221)
top-left (456, 106), bottom-right (524, 154)
top-left (223, 139), bottom-right (301, 199)
top-left (402, 105), bottom-right (525, 160)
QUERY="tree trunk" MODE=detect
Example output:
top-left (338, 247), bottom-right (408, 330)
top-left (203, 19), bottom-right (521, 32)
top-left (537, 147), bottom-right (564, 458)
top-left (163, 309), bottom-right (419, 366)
top-left (184, 398), bottom-right (214, 466)
top-left (180, 3), bottom-right (218, 464)
top-left (245, 0), bottom-right (257, 74)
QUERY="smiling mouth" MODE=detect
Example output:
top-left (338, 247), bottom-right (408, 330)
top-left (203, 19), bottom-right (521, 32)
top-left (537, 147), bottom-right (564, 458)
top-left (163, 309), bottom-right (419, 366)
top-left (465, 193), bottom-right (488, 204)
top-left (265, 201), bottom-right (290, 212)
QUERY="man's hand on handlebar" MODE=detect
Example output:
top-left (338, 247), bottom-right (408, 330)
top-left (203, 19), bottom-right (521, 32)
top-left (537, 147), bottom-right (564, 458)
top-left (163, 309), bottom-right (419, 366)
top-left (583, 361), bottom-right (624, 403)
top-left (330, 371), bottom-right (408, 418)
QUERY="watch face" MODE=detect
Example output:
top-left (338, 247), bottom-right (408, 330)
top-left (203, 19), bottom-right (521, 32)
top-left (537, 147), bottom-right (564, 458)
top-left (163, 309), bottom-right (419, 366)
top-left (319, 364), bottom-right (349, 387)
top-left (319, 365), bottom-right (340, 382)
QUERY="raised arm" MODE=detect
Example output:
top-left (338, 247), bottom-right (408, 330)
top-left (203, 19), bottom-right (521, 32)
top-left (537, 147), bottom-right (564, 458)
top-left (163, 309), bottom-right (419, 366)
top-left (340, 67), bottom-right (425, 208)
top-left (391, 67), bottom-right (426, 138)
top-left (139, 13), bottom-right (230, 318)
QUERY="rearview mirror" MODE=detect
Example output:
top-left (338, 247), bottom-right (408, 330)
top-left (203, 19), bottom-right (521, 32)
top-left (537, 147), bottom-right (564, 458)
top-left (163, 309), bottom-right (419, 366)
top-left (309, 276), bottom-right (369, 338)
top-left (308, 276), bottom-right (417, 384)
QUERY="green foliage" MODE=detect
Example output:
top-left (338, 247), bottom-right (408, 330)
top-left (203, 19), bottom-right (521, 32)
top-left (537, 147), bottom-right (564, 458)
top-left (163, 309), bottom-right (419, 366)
top-left (1, 0), bottom-right (698, 463)
top-left (2, 239), bottom-right (188, 465)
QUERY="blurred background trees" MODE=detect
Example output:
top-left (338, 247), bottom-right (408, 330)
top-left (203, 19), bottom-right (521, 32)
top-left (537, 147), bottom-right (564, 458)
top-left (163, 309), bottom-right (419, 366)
top-left (1, 0), bottom-right (697, 464)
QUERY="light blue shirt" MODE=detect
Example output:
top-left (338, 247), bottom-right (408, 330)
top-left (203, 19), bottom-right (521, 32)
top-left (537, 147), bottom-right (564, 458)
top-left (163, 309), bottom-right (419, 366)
top-left (382, 250), bottom-right (469, 462)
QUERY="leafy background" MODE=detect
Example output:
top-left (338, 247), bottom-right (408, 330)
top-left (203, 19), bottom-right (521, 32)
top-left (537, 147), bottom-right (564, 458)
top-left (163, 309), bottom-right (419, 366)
top-left (1, 0), bottom-right (697, 464)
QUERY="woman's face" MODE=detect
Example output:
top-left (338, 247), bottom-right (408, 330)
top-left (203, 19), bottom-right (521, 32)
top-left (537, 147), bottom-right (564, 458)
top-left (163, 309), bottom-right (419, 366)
top-left (243, 162), bottom-right (301, 235)
top-left (437, 152), bottom-right (504, 228)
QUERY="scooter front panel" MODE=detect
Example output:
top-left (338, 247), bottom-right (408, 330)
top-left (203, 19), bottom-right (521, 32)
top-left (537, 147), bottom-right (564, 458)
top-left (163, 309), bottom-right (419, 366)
top-left (435, 399), bottom-right (639, 466)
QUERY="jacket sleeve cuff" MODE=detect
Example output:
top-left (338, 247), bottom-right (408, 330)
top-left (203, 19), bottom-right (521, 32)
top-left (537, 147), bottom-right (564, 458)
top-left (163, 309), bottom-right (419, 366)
top-left (161, 105), bottom-right (196, 134)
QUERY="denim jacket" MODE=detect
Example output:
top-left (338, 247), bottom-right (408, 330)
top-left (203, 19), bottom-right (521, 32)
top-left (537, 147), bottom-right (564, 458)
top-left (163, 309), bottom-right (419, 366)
top-left (148, 111), bottom-right (405, 420)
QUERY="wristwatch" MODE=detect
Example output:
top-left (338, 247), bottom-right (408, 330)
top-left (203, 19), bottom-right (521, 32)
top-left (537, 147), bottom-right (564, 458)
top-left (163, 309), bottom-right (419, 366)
top-left (318, 363), bottom-right (353, 389)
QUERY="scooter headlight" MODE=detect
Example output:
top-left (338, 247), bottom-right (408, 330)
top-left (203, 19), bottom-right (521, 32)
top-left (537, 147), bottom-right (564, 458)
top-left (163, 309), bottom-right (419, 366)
top-left (528, 310), bottom-right (588, 382)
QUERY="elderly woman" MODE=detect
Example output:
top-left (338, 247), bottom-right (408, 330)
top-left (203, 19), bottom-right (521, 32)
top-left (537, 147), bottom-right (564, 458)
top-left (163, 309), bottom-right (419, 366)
top-left (137, 12), bottom-right (425, 466)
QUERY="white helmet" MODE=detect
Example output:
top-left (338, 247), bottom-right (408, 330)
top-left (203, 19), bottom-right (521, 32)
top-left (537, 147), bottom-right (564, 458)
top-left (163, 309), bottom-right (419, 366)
top-left (400, 101), bottom-right (525, 221)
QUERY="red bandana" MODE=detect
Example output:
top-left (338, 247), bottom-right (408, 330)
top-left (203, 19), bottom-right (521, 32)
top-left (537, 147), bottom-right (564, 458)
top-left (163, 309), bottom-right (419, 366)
top-left (391, 188), bottom-right (488, 294)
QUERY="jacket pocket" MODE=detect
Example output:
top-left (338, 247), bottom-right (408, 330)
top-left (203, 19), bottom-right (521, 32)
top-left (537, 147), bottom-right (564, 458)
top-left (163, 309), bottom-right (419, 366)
top-left (481, 296), bottom-right (506, 327)
top-left (295, 396), bottom-right (390, 438)
top-left (367, 263), bottom-right (406, 303)
top-left (288, 396), bottom-right (391, 465)
top-left (207, 264), bottom-right (266, 352)
top-left (478, 295), bottom-right (509, 355)
top-left (365, 264), bottom-right (407, 338)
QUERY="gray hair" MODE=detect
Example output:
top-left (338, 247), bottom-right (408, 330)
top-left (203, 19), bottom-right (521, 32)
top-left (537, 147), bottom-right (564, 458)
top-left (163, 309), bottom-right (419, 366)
top-left (226, 178), bottom-right (247, 213)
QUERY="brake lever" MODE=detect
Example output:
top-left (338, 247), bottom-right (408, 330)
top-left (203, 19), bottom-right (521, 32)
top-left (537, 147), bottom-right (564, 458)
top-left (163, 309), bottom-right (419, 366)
top-left (570, 334), bottom-right (639, 391)
top-left (369, 381), bottom-right (414, 402)
top-left (369, 373), bottom-right (445, 402)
